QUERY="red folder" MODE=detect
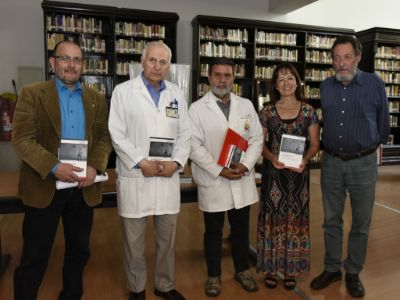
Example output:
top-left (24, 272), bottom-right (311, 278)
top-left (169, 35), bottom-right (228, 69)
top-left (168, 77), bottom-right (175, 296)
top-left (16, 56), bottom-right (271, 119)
top-left (218, 128), bottom-right (248, 167)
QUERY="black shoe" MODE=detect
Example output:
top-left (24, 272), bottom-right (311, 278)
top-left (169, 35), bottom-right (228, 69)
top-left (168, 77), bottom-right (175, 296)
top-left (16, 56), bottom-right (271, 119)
top-left (129, 290), bottom-right (146, 300)
top-left (345, 273), bottom-right (365, 298)
top-left (154, 289), bottom-right (186, 300)
top-left (310, 270), bottom-right (342, 290)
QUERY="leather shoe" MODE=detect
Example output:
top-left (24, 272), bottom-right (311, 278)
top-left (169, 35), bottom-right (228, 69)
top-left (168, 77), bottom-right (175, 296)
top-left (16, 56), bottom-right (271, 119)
top-left (310, 270), bottom-right (342, 290)
top-left (129, 290), bottom-right (145, 300)
top-left (345, 273), bottom-right (365, 298)
top-left (154, 289), bottom-right (186, 300)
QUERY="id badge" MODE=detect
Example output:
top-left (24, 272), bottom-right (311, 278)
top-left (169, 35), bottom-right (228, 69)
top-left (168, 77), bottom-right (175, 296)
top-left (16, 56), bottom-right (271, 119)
top-left (166, 106), bottom-right (178, 118)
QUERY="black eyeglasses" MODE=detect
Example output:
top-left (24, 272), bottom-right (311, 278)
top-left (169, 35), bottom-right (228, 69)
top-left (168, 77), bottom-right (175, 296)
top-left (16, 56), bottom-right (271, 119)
top-left (53, 55), bottom-right (84, 64)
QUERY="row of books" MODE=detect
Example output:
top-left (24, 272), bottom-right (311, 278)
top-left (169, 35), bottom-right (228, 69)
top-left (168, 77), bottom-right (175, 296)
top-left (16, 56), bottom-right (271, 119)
top-left (389, 115), bottom-right (399, 127)
top-left (47, 15), bottom-right (103, 34)
top-left (375, 59), bottom-right (400, 71)
top-left (255, 47), bottom-right (298, 62)
top-left (306, 50), bottom-right (332, 64)
top-left (305, 68), bottom-right (335, 82)
top-left (254, 65), bottom-right (276, 79)
top-left (200, 26), bottom-right (249, 43)
top-left (200, 63), bottom-right (246, 78)
top-left (82, 59), bottom-right (109, 75)
top-left (200, 42), bottom-right (247, 59)
top-left (376, 46), bottom-right (400, 59)
top-left (305, 86), bottom-right (321, 99)
top-left (47, 33), bottom-right (107, 54)
top-left (115, 22), bottom-right (165, 38)
top-left (375, 71), bottom-right (400, 84)
top-left (115, 39), bottom-right (148, 54)
top-left (256, 32), bottom-right (297, 46)
top-left (389, 101), bottom-right (400, 112)
top-left (306, 34), bottom-right (336, 49)
top-left (116, 61), bottom-right (136, 76)
top-left (385, 85), bottom-right (400, 97)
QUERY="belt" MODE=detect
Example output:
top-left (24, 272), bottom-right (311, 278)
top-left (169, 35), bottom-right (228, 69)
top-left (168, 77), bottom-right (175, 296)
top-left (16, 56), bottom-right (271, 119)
top-left (324, 146), bottom-right (378, 161)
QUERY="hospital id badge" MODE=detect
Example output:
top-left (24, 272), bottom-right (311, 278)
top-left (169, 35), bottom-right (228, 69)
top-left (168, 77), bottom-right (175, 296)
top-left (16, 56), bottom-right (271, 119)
top-left (166, 106), bottom-right (178, 118)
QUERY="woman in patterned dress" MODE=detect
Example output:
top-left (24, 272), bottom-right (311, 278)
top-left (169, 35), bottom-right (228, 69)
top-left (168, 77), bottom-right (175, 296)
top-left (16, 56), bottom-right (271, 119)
top-left (257, 63), bottom-right (320, 290)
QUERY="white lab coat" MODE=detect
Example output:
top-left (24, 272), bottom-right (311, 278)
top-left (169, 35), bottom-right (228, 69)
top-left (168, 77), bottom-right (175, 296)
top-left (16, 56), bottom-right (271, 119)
top-left (189, 91), bottom-right (263, 212)
top-left (108, 75), bottom-right (190, 218)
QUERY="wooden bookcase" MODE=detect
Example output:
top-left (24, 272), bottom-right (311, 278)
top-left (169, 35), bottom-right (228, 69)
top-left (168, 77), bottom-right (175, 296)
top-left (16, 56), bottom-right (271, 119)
top-left (42, 1), bottom-right (178, 99)
top-left (192, 15), bottom-right (353, 165)
top-left (357, 28), bottom-right (400, 160)
top-left (192, 15), bottom-right (353, 105)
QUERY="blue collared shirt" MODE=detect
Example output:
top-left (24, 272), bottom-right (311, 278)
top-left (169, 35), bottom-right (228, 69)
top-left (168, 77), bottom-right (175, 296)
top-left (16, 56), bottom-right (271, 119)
top-left (141, 73), bottom-right (166, 107)
top-left (52, 78), bottom-right (86, 173)
top-left (55, 78), bottom-right (86, 139)
top-left (321, 70), bottom-right (390, 153)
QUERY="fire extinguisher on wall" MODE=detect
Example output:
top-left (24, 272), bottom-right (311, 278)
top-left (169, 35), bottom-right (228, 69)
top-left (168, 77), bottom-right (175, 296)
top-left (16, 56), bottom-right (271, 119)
top-left (0, 93), bottom-right (17, 141)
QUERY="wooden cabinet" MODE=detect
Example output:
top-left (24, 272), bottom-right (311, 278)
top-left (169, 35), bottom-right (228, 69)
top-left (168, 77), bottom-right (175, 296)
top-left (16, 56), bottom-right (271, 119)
top-left (192, 16), bottom-right (353, 107)
top-left (42, 1), bottom-right (178, 99)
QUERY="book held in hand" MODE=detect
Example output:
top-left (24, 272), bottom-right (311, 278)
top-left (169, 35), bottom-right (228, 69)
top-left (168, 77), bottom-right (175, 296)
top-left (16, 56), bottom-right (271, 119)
top-left (56, 172), bottom-right (109, 190)
top-left (218, 128), bottom-right (248, 168)
top-left (278, 134), bottom-right (306, 168)
top-left (57, 139), bottom-right (88, 185)
top-left (148, 137), bottom-right (174, 161)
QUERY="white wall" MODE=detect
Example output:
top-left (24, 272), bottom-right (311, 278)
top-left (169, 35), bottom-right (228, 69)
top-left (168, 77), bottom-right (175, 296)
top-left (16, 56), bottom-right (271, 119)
top-left (1, 0), bottom-right (399, 170)
top-left (1, 0), bottom-right (400, 94)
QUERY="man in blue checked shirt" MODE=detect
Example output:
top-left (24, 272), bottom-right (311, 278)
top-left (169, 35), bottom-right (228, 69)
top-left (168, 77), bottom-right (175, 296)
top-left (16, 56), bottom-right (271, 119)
top-left (310, 35), bottom-right (390, 298)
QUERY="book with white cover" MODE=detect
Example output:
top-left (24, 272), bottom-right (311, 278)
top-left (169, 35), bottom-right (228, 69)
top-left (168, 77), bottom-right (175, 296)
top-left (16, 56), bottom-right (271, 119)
top-left (278, 134), bottom-right (306, 168)
top-left (148, 137), bottom-right (174, 161)
top-left (58, 139), bottom-right (88, 178)
top-left (56, 172), bottom-right (109, 190)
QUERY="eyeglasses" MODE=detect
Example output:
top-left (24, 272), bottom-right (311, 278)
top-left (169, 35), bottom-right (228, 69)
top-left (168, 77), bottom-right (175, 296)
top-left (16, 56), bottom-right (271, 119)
top-left (53, 55), bottom-right (84, 64)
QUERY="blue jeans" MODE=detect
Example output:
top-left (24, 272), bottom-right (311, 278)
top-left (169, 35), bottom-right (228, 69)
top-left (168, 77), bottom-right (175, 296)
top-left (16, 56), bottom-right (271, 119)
top-left (320, 151), bottom-right (377, 274)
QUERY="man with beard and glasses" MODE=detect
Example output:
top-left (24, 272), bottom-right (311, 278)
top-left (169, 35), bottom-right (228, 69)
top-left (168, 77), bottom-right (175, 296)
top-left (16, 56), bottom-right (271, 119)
top-left (189, 57), bottom-right (263, 297)
top-left (310, 35), bottom-right (390, 298)
top-left (12, 40), bottom-right (112, 299)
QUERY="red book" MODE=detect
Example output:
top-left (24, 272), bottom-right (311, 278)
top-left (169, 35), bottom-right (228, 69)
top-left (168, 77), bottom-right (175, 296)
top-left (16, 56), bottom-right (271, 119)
top-left (218, 128), bottom-right (248, 168)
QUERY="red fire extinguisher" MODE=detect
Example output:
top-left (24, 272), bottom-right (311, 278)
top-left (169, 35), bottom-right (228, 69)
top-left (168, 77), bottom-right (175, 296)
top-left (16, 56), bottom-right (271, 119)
top-left (0, 97), bottom-right (13, 141)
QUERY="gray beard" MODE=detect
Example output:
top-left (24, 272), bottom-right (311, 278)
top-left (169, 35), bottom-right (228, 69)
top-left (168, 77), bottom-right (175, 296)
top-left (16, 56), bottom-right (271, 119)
top-left (335, 67), bottom-right (358, 83)
top-left (211, 85), bottom-right (232, 98)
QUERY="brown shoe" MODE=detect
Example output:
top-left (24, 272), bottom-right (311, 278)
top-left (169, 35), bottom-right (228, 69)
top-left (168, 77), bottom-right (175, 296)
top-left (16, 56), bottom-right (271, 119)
top-left (234, 270), bottom-right (258, 292)
top-left (205, 276), bottom-right (221, 297)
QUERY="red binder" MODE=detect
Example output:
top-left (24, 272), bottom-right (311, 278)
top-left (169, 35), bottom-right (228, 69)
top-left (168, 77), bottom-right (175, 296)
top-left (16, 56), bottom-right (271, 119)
top-left (218, 128), bottom-right (248, 168)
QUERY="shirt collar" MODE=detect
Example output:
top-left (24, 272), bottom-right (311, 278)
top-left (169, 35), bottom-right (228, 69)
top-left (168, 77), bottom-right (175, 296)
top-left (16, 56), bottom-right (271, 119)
top-left (55, 78), bottom-right (82, 92)
top-left (141, 72), bottom-right (166, 92)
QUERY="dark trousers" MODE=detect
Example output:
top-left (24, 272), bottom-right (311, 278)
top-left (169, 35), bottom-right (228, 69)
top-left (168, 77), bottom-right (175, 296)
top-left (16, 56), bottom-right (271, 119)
top-left (204, 205), bottom-right (250, 277)
top-left (14, 188), bottom-right (94, 300)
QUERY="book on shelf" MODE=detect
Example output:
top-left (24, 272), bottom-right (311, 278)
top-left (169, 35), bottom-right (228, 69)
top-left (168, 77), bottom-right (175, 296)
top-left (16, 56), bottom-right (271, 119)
top-left (278, 134), bottom-right (306, 168)
top-left (218, 128), bottom-right (248, 168)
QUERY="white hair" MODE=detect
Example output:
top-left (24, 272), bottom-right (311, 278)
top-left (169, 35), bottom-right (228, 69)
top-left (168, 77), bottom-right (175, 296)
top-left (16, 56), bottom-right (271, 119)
top-left (141, 41), bottom-right (172, 63)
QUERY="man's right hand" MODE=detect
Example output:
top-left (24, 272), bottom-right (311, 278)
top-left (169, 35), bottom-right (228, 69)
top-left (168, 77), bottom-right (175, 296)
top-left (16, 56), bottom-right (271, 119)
top-left (139, 160), bottom-right (162, 177)
top-left (54, 163), bottom-right (84, 182)
top-left (219, 167), bottom-right (243, 180)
